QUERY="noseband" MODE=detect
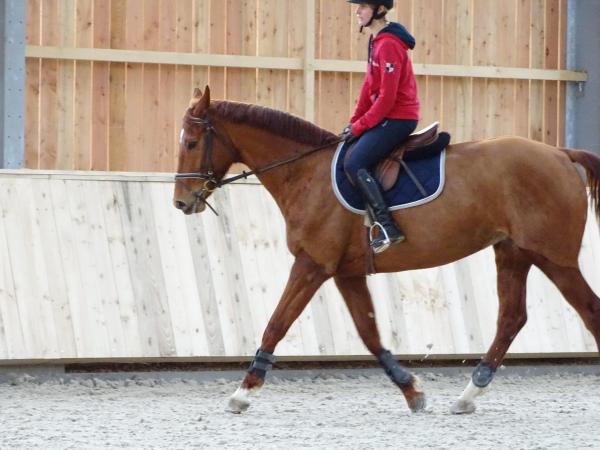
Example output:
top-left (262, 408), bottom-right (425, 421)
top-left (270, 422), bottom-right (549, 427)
top-left (174, 111), bottom-right (342, 215)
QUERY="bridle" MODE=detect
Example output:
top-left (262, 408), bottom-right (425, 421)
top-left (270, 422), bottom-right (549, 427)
top-left (174, 110), bottom-right (342, 215)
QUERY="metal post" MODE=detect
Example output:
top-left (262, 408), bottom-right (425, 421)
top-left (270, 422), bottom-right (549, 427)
top-left (566, 0), bottom-right (600, 154)
top-left (0, 0), bottom-right (26, 168)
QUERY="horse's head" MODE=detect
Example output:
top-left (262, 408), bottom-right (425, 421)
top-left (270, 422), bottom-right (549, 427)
top-left (173, 86), bottom-right (238, 214)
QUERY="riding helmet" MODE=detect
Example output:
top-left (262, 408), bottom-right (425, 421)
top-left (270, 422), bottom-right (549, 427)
top-left (347, 0), bottom-right (394, 9)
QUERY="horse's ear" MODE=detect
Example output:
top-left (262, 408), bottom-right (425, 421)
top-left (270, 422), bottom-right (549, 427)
top-left (193, 85), bottom-right (211, 116)
top-left (193, 87), bottom-right (202, 98)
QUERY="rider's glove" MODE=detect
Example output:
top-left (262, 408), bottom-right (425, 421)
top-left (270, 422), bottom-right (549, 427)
top-left (340, 124), bottom-right (358, 145)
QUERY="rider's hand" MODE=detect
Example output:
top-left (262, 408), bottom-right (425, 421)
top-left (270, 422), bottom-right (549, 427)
top-left (340, 124), bottom-right (357, 145)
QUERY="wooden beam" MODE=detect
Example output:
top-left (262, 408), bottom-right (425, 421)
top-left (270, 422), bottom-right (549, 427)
top-left (26, 45), bottom-right (588, 82)
top-left (429, 64), bottom-right (583, 82)
top-left (26, 45), bottom-right (304, 70)
top-left (317, 58), bottom-right (588, 82)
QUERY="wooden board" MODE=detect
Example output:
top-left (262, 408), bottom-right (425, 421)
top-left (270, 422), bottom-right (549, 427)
top-left (73, 0), bottom-right (93, 170)
top-left (90, 0), bottom-right (110, 170)
top-left (157, 0), bottom-right (177, 172)
top-left (288, 1), bottom-right (307, 118)
top-left (56, 0), bottom-right (76, 169)
top-left (543, 0), bottom-right (560, 145)
top-left (0, 171), bottom-right (598, 361)
top-left (191, 0), bottom-right (211, 94)
top-left (317, 0), bottom-right (352, 133)
top-left (39, 0), bottom-right (59, 169)
top-left (514, 0), bottom-right (531, 139)
top-left (226, 0), bottom-right (257, 104)
top-left (174, 0), bottom-right (195, 168)
top-left (208, 0), bottom-right (226, 100)
top-left (529, 0), bottom-right (546, 142)
top-left (23, 0), bottom-right (576, 173)
top-left (24, 0), bottom-right (41, 169)
top-left (124, 0), bottom-right (145, 172)
top-left (441, 0), bottom-right (471, 142)
top-left (256, 0), bottom-right (286, 109)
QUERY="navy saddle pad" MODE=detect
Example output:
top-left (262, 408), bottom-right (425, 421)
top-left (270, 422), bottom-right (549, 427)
top-left (331, 142), bottom-right (446, 214)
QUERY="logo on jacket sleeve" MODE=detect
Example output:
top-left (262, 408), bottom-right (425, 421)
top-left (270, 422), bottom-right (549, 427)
top-left (385, 62), bottom-right (395, 73)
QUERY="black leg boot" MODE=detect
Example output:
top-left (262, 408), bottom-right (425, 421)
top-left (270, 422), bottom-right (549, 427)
top-left (356, 169), bottom-right (405, 253)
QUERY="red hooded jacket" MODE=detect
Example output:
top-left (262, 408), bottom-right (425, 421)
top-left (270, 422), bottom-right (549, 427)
top-left (350, 22), bottom-right (420, 137)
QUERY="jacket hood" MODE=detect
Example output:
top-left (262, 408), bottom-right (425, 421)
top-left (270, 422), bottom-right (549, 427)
top-left (375, 22), bottom-right (416, 50)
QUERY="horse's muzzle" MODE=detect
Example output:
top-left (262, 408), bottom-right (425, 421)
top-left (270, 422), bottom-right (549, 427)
top-left (173, 196), bottom-right (207, 215)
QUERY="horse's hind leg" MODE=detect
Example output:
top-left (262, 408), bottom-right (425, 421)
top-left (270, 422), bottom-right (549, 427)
top-left (334, 275), bottom-right (426, 412)
top-left (451, 239), bottom-right (532, 414)
top-left (227, 251), bottom-right (329, 413)
top-left (530, 254), bottom-right (600, 350)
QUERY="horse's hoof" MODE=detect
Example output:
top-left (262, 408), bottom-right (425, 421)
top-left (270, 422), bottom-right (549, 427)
top-left (450, 400), bottom-right (476, 415)
top-left (226, 387), bottom-right (254, 414)
top-left (227, 396), bottom-right (250, 414)
top-left (408, 392), bottom-right (427, 413)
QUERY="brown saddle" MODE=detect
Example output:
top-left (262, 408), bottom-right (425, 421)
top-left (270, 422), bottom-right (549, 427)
top-left (375, 122), bottom-right (440, 191)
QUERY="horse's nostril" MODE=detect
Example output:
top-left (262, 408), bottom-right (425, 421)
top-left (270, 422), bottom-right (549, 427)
top-left (175, 201), bottom-right (187, 210)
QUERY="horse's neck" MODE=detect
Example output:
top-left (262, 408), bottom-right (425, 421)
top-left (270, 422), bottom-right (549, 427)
top-left (232, 126), bottom-right (333, 213)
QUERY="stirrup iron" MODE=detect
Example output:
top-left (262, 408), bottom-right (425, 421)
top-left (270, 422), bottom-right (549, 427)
top-left (369, 221), bottom-right (392, 254)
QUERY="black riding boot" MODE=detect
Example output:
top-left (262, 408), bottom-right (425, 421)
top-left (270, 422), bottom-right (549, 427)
top-left (356, 169), bottom-right (405, 253)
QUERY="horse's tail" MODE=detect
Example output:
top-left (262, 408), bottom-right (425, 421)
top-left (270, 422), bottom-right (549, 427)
top-left (561, 147), bottom-right (600, 225)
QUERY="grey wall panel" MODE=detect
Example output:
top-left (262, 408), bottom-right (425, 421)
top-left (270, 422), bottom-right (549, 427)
top-left (567, 0), bottom-right (600, 154)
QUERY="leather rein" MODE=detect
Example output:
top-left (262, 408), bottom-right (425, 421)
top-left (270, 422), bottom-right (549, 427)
top-left (174, 112), bottom-right (342, 215)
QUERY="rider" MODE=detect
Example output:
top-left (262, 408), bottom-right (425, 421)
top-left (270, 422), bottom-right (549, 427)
top-left (342, 0), bottom-right (420, 253)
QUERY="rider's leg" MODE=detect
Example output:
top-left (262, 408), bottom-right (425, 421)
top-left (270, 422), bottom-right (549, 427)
top-left (344, 119), bottom-right (417, 253)
top-left (356, 169), bottom-right (404, 252)
top-left (344, 119), bottom-right (418, 185)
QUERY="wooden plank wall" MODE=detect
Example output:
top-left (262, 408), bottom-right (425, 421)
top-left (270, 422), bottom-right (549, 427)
top-left (25, 0), bottom-right (569, 172)
top-left (0, 171), bottom-right (598, 361)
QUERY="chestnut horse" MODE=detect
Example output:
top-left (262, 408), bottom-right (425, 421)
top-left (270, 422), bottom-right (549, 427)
top-left (173, 87), bottom-right (600, 414)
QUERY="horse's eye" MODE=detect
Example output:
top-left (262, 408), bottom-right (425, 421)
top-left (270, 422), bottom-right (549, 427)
top-left (186, 141), bottom-right (198, 150)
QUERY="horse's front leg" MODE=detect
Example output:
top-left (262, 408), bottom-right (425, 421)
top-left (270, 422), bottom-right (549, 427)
top-left (451, 240), bottom-right (532, 414)
top-left (334, 275), bottom-right (426, 412)
top-left (227, 252), bottom-right (329, 413)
